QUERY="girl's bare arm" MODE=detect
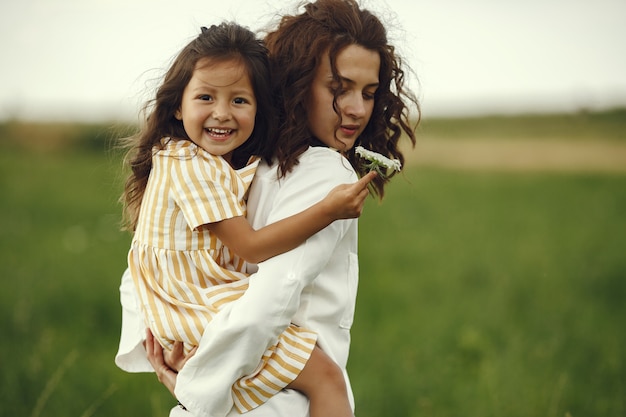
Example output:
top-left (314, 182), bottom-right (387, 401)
top-left (206, 171), bottom-right (376, 263)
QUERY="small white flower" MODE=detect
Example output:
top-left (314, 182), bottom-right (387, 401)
top-left (354, 146), bottom-right (402, 178)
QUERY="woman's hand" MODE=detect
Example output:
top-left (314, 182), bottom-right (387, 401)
top-left (145, 329), bottom-right (196, 397)
top-left (163, 337), bottom-right (197, 373)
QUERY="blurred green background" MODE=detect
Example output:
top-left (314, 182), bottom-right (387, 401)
top-left (1, 110), bottom-right (625, 416)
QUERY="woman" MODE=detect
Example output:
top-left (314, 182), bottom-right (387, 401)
top-left (116, 0), bottom-right (418, 415)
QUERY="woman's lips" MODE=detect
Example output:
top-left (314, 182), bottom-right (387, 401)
top-left (340, 125), bottom-right (359, 136)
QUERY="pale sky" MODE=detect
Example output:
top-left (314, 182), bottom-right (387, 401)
top-left (1, 0), bottom-right (625, 121)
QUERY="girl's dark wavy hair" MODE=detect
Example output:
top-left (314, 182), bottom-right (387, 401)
top-left (265, 0), bottom-right (419, 199)
top-left (120, 23), bottom-right (275, 231)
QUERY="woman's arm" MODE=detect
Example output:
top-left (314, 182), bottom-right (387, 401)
top-left (176, 220), bottom-right (351, 417)
top-left (206, 171), bottom-right (375, 264)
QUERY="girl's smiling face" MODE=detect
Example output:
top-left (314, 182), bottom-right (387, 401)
top-left (176, 57), bottom-right (257, 162)
top-left (306, 44), bottom-right (380, 151)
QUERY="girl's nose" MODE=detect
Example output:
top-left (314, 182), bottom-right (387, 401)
top-left (211, 102), bottom-right (231, 121)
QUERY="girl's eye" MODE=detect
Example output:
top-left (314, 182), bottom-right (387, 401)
top-left (198, 95), bottom-right (212, 101)
top-left (233, 97), bottom-right (248, 105)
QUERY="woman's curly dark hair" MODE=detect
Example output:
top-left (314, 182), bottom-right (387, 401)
top-left (265, 0), bottom-right (419, 199)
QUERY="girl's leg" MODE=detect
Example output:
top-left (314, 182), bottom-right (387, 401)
top-left (287, 344), bottom-right (354, 417)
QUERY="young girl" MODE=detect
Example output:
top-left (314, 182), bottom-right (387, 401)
top-left (119, 23), bottom-right (375, 417)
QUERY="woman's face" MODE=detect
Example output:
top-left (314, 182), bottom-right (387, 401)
top-left (306, 44), bottom-right (380, 151)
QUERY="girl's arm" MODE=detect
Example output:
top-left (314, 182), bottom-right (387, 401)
top-left (206, 171), bottom-right (376, 264)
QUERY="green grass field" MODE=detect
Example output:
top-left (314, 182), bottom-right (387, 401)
top-left (1, 111), bottom-right (624, 416)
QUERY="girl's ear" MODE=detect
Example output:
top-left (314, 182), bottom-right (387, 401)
top-left (174, 108), bottom-right (182, 120)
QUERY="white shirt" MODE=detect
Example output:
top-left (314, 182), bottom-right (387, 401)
top-left (116, 147), bottom-right (360, 417)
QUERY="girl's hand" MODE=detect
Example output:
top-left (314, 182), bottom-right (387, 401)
top-left (324, 171), bottom-right (377, 219)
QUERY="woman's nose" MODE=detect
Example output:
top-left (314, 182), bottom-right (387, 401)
top-left (342, 93), bottom-right (366, 118)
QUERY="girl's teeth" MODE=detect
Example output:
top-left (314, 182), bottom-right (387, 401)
top-left (207, 128), bottom-right (231, 134)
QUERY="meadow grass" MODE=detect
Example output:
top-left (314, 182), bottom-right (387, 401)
top-left (353, 169), bottom-right (625, 417)
top-left (1, 113), bottom-right (624, 416)
top-left (418, 107), bottom-right (626, 142)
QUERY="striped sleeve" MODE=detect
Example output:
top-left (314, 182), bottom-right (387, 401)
top-left (170, 152), bottom-right (245, 231)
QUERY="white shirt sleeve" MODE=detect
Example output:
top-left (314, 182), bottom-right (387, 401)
top-left (114, 268), bottom-right (153, 373)
top-left (175, 153), bottom-right (356, 417)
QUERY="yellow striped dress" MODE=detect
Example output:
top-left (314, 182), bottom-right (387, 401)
top-left (128, 138), bottom-right (317, 412)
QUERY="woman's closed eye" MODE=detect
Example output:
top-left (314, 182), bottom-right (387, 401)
top-left (363, 90), bottom-right (376, 100)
